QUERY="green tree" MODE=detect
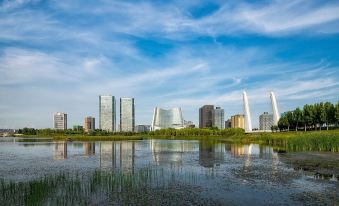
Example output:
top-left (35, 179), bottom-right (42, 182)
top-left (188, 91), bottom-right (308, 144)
top-left (294, 107), bottom-right (303, 131)
top-left (285, 111), bottom-right (295, 131)
top-left (278, 116), bottom-right (289, 131)
top-left (314, 103), bottom-right (326, 130)
top-left (335, 101), bottom-right (339, 127)
top-left (303, 104), bottom-right (315, 131)
top-left (324, 102), bottom-right (335, 130)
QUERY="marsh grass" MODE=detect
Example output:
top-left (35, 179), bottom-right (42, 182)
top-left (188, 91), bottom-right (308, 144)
top-left (0, 168), bottom-right (206, 206)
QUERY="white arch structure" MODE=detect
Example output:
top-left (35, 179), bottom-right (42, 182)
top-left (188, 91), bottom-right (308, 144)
top-left (243, 91), bottom-right (280, 132)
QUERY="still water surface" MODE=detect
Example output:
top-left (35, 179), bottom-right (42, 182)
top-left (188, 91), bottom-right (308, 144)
top-left (0, 137), bottom-right (338, 205)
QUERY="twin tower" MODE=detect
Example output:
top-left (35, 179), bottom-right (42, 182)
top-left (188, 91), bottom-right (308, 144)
top-left (243, 91), bottom-right (280, 133)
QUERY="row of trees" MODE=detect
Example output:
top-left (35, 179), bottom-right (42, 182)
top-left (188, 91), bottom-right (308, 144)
top-left (148, 128), bottom-right (244, 136)
top-left (278, 101), bottom-right (339, 131)
top-left (17, 128), bottom-right (138, 136)
top-left (18, 127), bottom-right (245, 137)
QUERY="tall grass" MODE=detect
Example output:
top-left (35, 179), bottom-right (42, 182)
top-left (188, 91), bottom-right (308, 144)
top-left (0, 168), bottom-right (205, 206)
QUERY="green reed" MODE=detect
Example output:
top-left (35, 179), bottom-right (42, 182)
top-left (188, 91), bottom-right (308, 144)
top-left (0, 167), bottom-right (203, 206)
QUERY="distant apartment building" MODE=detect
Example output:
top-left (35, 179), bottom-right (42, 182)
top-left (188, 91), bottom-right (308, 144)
top-left (225, 119), bottom-right (231, 128)
top-left (184, 120), bottom-right (195, 128)
top-left (84, 116), bottom-right (95, 132)
top-left (212, 107), bottom-right (224, 129)
top-left (120, 98), bottom-right (135, 132)
top-left (231, 114), bottom-right (245, 129)
top-left (99, 95), bottom-right (116, 131)
top-left (151, 107), bottom-right (184, 131)
top-left (73, 125), bottom-right (83, 131)
top-left (135, 125), bottom-right (151, 132)
top-left (199, 105), bottom-right (214, 128)
top-left (54, 112), bottom-right (67, 130)
top-left (259, 112), bottom-right (274, 131)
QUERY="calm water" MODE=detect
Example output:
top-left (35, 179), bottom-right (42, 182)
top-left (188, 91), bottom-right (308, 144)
top-left (0, 137), bottom-right (338, 205)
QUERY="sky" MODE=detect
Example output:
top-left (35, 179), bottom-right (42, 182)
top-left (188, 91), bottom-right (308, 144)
top-left (0, 0), bottom-right (339, 129)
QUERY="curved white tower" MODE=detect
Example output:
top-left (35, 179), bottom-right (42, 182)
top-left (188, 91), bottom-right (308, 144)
top-left (242, 91), bottom-right (252, 132)
top-left (270, 92), bottom-right (280, 125)
top-left (151, 107), bottom-right (184, 131)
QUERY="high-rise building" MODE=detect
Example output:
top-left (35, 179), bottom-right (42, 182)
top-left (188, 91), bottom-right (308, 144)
top-left (212, 107), bottom-right (224, 129)
top-left (120, 98), bottom-right (135, 132)
top-left (151, 107), bottom-right (184, 130)
top-left (231, 114), bottom-right (245, 129)
top-left (135, 125), bottom-right (151, 132)
top-left (259, 112), bottom-right (274, 131)
top-left (73, 125), bottom-right (83, 131)
top-left (225, 119), bottom-right (231, 128)
top-left (199, 105), bottom-right (214, 128)
top-left (184, 120), bottom-right (195, 128)
top-left (84, 116), bottom-right (95, 132)
top-left (54, 112), bottom-right (67, 130)
top-left (99, 95), bottom-right (116, 131)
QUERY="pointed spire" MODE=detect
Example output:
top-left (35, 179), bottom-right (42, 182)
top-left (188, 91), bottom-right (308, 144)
top-left (270, 91), bottom-right (280, 125)
top-left (243, 91), bottom-right (252, 132)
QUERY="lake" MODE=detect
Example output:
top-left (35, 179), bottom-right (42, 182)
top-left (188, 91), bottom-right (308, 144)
top-left (0, 137), bottom-right (338, 205)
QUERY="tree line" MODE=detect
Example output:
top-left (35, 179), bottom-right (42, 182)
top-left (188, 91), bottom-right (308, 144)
top-left (278, 101), bottom-right (339, 131)
top-left (17, 127), bottom-right (245, 137)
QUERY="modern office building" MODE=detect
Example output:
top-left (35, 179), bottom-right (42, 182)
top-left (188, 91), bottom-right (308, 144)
top-left (120, 98), bottom-right (135, 132)
top-left (184, 120), bottom-right (195, 128)
top-left (84, 116), bottom-right (95, 132)
top-left (99, 95), bottom-right (116, 131)
top-left (54, 112), bottom-right (67, 130)
top-left (73, 125), bottom-right (83, 131)
top-left (259, 112), bottom-right (274, 131)
top-left (225, 119), bottom-right (231, 128)
top-left (199, 105), bottom-right (214, 128)
top-left (231, 114), bottom-right (245, 129)
top-left (212, 107), bottom-right (225, 129)
top-left (151, 107), bottom-right (184, 130)
top-left (135, 125), bottom-right (151, 132)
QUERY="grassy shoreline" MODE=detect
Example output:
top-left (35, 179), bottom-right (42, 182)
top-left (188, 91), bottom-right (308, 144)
top-left (16, 130), bottom-right (339, 152)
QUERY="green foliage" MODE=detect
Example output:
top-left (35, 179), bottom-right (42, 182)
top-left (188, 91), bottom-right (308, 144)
top-left (278, 101), bottom-right (338, 131)
top-left (148, 128), bottom-right (245, 137)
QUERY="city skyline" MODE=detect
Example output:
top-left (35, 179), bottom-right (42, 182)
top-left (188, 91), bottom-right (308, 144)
top-left (1, 0), bottom-right (339, 129)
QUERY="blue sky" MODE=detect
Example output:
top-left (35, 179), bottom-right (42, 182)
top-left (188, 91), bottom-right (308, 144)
top-left (0, 0), bottom-right (339, 129)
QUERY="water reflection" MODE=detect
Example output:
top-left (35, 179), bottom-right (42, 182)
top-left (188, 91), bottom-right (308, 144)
top-left (199, 142), bottom-right (224, 168)
top-left (100, 141), bottom-right (135, 172)
top-left (83, 143), bottom-right (95, 156)
top-left (150, 140), bottom-right (197, 166)
top-left (54, 142), bottom-right (67, 160)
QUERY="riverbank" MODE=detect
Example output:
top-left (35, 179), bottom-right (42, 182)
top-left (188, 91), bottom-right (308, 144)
top-left (17, 129), bottom-right (339, 152)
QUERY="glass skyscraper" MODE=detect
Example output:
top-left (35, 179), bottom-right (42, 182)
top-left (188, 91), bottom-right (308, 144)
top-left (99, 95), bottom-right (116, 131)
top-left (213, 107), bottom-right (225, 129)
top-left (120, 97), bottom-right (135, 132)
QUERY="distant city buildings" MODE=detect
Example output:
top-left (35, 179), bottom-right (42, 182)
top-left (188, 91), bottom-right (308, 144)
top-left (99, 95), bottom-right (116, 131)
top-left (259, 112), bottom-right (274, 131)
top-left (231, 114), bottom-right (245, 129)
top-left (84, 116), bottom-right (95, 132)
top-left (212, 107), bottom-right (224, 129)
top-left (135, 125), bottom-right (151, 132)
top-left (120, 98), bottom-right (135, 132)
top-left (225, 119), bottom-right (231, 128)
top-left (73, 125), bottom-right (83, 131)
top-left (54, 112), bottom-right (67, 130)
top-left (151, 107), bottom-right (184, 130)
top-left (184, 120), bottom-right (195, 128)
top-left (199, 105), bottom-right (214, 128)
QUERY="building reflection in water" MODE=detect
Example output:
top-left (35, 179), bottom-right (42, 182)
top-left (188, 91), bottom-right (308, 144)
top-left (227, 144), bottom-right (279, 173)
top-left (83, 142), bottom-right (95, 156)
top-left (99, 141), bottom-right (135, 172)
top-left (54, 142), bottom-right (67, 160)
top-left (150, 140), bottom-right (197, 167)
top-left (199, 142), bottom-right (225, 168)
